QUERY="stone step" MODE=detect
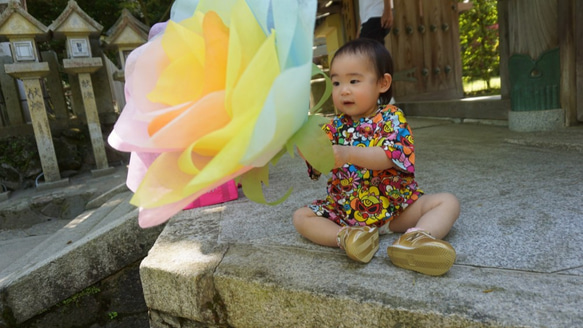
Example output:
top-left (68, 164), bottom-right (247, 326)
top-left (140, 121), bottom-right (583, 328)
top-left (0, 192), bottom-right (133, 279)
top-left (0, 188), bottom-right (164, 325)
top-left (0, 182), bottom-right (130, 274)
top-left (85, 183), bottom-right (129, 210)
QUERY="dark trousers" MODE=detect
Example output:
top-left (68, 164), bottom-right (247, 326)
top-left (360, 17), bottom-right (391, 45)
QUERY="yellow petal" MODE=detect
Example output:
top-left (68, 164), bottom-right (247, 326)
top-left (178, 144), bottom-right (214, 175)
top-left (225, 0), bottom-right (266, 115)
top-left (184, 126), bottom-right (253, 194)
top-left (162, 20), bottom-right (205, 65)
top-left (178, 11), bottom-right (205, 35)
top-left (131, 152), bottom-right (192, 208)
top-left (230, 31), bottom-right (280, 117)
top-left (186, 118), bottom-right (247, 157)
top-left (147, 54), bottom-right (204, 106)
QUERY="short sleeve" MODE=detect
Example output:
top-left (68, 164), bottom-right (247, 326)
top-left (323, 118), bottom-right (339, 145)
top-left (377, 107), bottom-right (416, 173)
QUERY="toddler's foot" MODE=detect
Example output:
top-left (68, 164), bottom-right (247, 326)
top-left (337, 226), bottom-right (379, 263)
top-left (387, 230), bottom-right (455, 276)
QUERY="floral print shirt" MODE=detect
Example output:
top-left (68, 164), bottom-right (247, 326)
top-left (309, 104), bottom-right (423, 228)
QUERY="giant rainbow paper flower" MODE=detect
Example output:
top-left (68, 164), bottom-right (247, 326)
top-left (108, 0), bottom-right (333, 227)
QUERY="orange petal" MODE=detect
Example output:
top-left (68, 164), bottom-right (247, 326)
top-left (147, 102), bottom-right (190, 137)
top-left (149, 91), bottom-right (230, 149)
top-left (202, 11), bottom-right (229, 95)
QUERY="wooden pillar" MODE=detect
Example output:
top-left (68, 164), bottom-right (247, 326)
top-left (576, 0), bottom-right (583, 122)
top-left (343, 0), bottom-right (357, 41)
top-left (558, 0), bottom-right (577, 126)
top-left (497, 0), bottom-right (510, 100)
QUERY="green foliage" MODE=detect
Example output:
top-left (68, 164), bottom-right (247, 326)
top-left (60, 286), bottom-right (101, 307)
top-left (27, 0), bottom-right (173, 70)
top-left (0, 135), bottom-right (39, 174)
top-left (27, 0), bottom-right (174, 31)
top-left (459, 0), bottom-right (500, 89)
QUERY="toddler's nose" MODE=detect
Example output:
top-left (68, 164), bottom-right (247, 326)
top-left (340, 85), bottom-right (350, 95)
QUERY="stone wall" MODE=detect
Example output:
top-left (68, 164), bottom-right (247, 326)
top-left (18, 261), bottom-right (149, 328)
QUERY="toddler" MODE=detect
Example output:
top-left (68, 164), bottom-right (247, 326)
top-left (293, 39), bottom-right (460, 276)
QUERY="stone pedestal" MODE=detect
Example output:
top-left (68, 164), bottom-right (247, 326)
top-left (4, 62), bottom-right (68, 187)
top-left (63, 57), bottom-right (111, 172)
top-left (508, 108), bottom-right (565, 132)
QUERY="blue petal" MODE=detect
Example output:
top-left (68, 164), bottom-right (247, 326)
top-left (170, 0), bottom-right (199, 22)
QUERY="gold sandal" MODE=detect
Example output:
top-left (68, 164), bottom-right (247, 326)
top-left (387, 230), bottom-right (456, 276)
top-left (337, 226), bottom-right (380, 263)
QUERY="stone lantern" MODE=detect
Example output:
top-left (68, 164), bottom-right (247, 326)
top-left (0, 0), bottom-right (68, 189)
top-left (49, 0), bottom-right (114, 176)
top-left (104, 8), bottom-right (149, 82)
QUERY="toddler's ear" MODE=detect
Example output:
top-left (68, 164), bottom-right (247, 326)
top-left (379, 73), bottom-right (392, 93)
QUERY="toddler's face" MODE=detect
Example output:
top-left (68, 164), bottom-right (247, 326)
top-left (330, 53), bottom-right (388, 120)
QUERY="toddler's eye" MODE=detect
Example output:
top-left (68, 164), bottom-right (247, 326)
top-left (332, 81), bottom-right (340, 86)
top-left (350, 79), bottom-right (359, 84)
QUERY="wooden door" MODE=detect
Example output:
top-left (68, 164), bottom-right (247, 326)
top-left (387, 0), bottom-right (463, 101)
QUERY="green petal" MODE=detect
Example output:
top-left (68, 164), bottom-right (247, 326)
top-left (239, 164), bottom-right (293, 205)
top-left (287, 115), bottom-right (334, 174)
top-left (310, 64), bottom-right (332, 114)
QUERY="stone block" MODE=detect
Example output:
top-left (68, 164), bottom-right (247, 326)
top-left (508, 108), bottom-right (565, 132)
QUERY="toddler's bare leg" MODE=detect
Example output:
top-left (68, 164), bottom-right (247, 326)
top-left (293, 207), bottom-right (341, 247)
top-left (389, 193), bottom-right (460, 239)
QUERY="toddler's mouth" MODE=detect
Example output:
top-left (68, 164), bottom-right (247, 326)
top-left (343, 101), bottom-right (354, 105)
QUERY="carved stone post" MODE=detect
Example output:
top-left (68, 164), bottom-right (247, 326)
top-left (0, 1), bottom-right (69, 189)
top-left (49, 0), bottom-right (114, 176)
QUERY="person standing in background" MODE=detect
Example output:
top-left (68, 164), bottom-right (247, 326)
top-left (358, 0), bottom-right (393, 45)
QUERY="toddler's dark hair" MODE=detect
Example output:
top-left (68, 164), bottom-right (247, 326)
top-left (330, 38), bottom-right (394, 104)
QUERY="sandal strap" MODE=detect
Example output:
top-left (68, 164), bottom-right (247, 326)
top-left (337, 226), bottom-right (349, 249)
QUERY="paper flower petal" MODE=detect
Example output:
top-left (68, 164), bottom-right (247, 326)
top-left (241, 62), bottom-right (311, 166)
top-left (239, 163), bottom-right (293, 205)
top-left (288, 115), bottom-right (335, 174)
top-left (109, 0), bottom-right (332, 227)
top-left (170, 0), bottom-right (199, 22)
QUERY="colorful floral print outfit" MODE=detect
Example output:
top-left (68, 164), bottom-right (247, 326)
top-left (308, 104), bottom-right (423, 232)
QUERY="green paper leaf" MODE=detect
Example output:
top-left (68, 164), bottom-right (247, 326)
top-left (270, 148), bottom-right (289, 165)
top-left (310, 64), bottom-right (332, 115)
top-left (287, 115), bottom-right (334, 174)
top-left (239, 165), bottom-right (293, 205)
